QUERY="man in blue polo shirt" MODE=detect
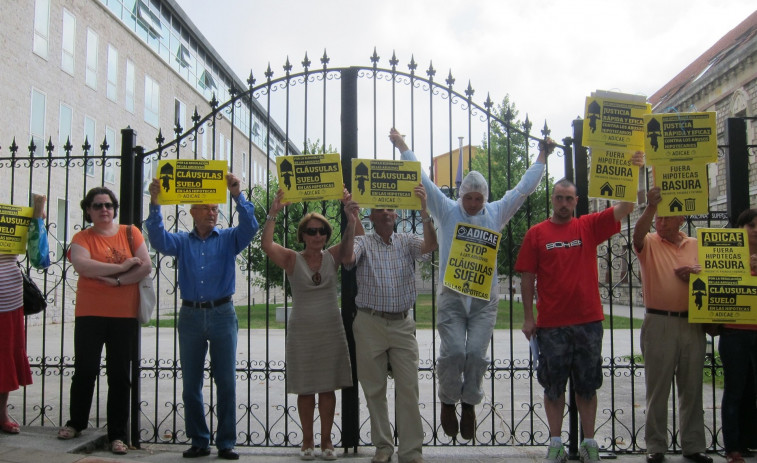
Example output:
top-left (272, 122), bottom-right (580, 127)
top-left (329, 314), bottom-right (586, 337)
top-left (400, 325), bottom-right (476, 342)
top-left (146, 173), bottom-right (258, 460)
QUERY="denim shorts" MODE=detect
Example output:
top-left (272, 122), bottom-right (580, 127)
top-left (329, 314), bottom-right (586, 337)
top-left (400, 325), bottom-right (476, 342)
top-left (536, 321), bottom-right (603, 400)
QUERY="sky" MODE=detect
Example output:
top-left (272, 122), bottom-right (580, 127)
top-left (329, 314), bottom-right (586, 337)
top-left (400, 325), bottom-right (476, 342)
top-left (177, 0), bottom-right (755, 178)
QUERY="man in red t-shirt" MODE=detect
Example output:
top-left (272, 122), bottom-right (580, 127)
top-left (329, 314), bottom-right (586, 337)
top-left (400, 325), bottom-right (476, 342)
top-left (515, 168), bottom-right (641, 463)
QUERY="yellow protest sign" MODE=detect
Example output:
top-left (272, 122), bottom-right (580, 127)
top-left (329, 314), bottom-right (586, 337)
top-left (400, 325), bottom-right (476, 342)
top-left (0, 203), bottom-right (33, 255)
top-left (587, 147), bottom-right (639, 201)
top-left (156, 160), bottom-right (227, 205)
top-left (583, 95), bottom-right (651, 149)
top-left (442, 223), bottom-right (501, 301)
top-left (689, 274), bottom-right (757, 324)
top-left (644, 112), bottom-right (717, 165)
top-left (652, 163), bottom-right (708, 217)
top-left (697, 228), bottom-right (751, 276)
top-left (688, 228), bottom-right (757, 324)
top-left (276, 153), bottom-right (343, 202)
top-left (351, 159), bottom-right (422, 210)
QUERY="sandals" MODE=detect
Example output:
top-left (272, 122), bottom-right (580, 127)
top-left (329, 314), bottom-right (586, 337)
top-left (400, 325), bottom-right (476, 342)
top-left (322, 447), bottom-right (338, 461)
top-left (1, 420), bottom-right (20, 434)
top-left (299, 447), bottom-right (315, 461)
top-left (56, 425), bottom-right (81, 440)
top-left (111, 439), bottom-right (128, 455)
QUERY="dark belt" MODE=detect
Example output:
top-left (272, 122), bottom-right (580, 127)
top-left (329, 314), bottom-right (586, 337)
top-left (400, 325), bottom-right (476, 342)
top-left (182, 296), bottom-right (232, 309)
top-left (646, 308), bottom-right (688, 318)
top-left (358, 306), bottom-right (409, 320)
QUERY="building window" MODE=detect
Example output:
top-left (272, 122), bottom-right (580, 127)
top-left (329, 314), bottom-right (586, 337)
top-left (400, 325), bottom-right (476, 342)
top-left (61, 9), bottom-right (75, 74)
top-left (202, 129), bottom-right (208, 159)
top-left (105, 126), bottom-right (116, 183)
top-left (174, 98), bottom-right (186, 132)
top-left (58, 103), bottom-right (72, 153)
top-left (125, 59), bottom-right (135, 113)
top-left (198, 69), bottom-right (216, 91)
top-left (30, 89), bottom-right (46, 156)
top-left (176, 43), bottom-right (191, 68)
top-left (144, 75), bottom-right (160, 128)
top-left (135, 0), bottom-right (163, 38)
top-left (33, 0), bottom-right (50, 58)
top-left (85, 28), bottom-right (98, 90)
top-left (242, 152), bottom-right (247, 181)
top-left (84, 115), bottom-right (96, 176)
top-left (107, 45), bottom-right (118, 101)
top-left (56, 198), bottom-right (68, 259)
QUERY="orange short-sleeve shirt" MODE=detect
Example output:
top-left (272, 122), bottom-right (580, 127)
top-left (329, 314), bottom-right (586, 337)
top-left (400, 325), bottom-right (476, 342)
top-left (71, 225), bottom-right (144, 318)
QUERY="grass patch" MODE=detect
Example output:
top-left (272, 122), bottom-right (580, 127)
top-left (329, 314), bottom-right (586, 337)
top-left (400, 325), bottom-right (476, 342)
top-left (145, 293), bottom-right (642, 331)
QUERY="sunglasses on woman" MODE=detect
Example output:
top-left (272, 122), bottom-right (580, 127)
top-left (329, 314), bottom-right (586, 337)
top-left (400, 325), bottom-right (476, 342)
top-left (91, 202), bottom-right (114, 210)
top-left (305, 227), bottom-right (328, 236)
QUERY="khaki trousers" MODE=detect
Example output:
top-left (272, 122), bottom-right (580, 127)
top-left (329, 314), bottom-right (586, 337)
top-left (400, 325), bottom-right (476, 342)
top-left (353, 310), bottom-right (423, 463)
top-left (641, 313), bottom-right (707, 454)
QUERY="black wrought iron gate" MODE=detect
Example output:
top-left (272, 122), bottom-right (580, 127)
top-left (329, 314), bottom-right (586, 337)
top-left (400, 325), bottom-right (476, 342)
top-left (4, 54), bottom-right (754, 455)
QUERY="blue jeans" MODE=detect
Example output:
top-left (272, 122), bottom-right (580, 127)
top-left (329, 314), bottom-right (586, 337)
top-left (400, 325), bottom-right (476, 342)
top-left (178, 302), bottom-right (238, 450)
top-left (719, 327), bottom-right (757, 453)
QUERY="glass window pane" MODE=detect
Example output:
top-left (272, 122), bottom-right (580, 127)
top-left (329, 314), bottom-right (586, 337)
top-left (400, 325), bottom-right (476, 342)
top-left (61, 9), bottom-right (75, 74)
top-left (86, 29), bottom-right (98, 89)
top-left (30, 89), bottom-right (46, 155)
top-left (107, 44), bottom-right (118, 101)
top-left (58, 103), bottom-right (72, 152)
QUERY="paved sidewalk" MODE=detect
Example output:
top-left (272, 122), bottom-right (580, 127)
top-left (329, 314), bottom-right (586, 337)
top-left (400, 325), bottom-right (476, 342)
top-left (0, 426), bottom-right (730, 463)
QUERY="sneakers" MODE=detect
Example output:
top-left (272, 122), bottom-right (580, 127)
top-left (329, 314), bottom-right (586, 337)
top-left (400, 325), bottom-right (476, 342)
top-left (579, 441), bottom-right (601, 463)
top-left (544, 441), bottom-right (567, 463)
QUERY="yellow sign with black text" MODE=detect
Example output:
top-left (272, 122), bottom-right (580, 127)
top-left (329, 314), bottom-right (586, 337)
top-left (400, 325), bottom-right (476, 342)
top-left (643, 112), bottom-right (717, 165)
top-left (688, 228), bottom-right (757, 324)
top-left (652, 163), bottom-right (708, 217)
top-left (277, 153), bottom-right (343, 202)
top-left (583, 96), bottom-right (651, 149)
top-left (587, 147), bottom-right (639, 201)
top-left (442, 223), bottom-right (501, 301)
top-left (156, 160), bottom-right (227, 205)
top-left (0, 203), bottom-right (33, 254)
top-left (351, 159), bottom-right (422, 210)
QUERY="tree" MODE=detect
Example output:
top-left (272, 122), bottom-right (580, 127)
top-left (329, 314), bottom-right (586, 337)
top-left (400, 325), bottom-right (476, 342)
top-left (469, 96), bottom-right (553, 280)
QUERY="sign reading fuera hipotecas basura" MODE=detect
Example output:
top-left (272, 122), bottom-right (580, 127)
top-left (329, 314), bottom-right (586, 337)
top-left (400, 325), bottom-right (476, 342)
top-left (351, 159), bottom-right (422, 210)
top-left (652, 163), bottom-right (709, 217)
top-left (587, 147), bottom-right (639, 202)
top-left (276, 153), bottom-right (343, 202)
top-left (583, 96), bottom-right (651, 149)
top-left (157, 160), bottom-right (227, 205)
top-left (442, 223), bottom-right (501, 301)
top-left (697, 228), bottom-right (750, 276)
top-left (688, 228), bottom-right (757, 324)
top-left (0, 203), bottom-right (33, 254)
top-left (644, 112), bottom-right (717, 165)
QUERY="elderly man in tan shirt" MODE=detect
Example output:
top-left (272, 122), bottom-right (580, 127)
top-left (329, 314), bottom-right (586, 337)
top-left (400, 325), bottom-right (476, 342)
top-left (633, 186), bottom-right (710, 463)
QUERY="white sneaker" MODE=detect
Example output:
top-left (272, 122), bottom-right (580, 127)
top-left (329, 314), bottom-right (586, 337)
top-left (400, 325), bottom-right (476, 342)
top-left (544, 441), bottom-right (567, 463)
top-left (579, 441), bottom-right (601, 463)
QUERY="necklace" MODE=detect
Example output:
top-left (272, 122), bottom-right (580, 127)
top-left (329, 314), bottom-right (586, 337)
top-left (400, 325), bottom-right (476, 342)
top-left (302, 251), bottom-right (323, 286)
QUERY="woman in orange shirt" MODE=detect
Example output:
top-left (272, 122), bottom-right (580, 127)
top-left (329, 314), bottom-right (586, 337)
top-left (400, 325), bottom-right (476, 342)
top-left (57, 187), bottom-right (151, 455)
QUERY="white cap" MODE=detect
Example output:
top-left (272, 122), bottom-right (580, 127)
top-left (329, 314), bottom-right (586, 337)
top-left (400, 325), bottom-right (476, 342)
top-left (458, 171), bottom-right (489, 202)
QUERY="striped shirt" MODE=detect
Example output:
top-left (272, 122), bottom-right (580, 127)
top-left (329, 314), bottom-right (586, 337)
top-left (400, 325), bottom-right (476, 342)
top-left (347, 232), bottom-right (432, 313)
top-left (0, 255), bottom-right (23, 312)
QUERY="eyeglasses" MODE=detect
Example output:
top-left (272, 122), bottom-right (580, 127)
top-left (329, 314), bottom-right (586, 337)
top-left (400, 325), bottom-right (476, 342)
top-left (304, 227), bottom-right (328, 236)
top-left (91, 202), bottom-right (114, 210)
